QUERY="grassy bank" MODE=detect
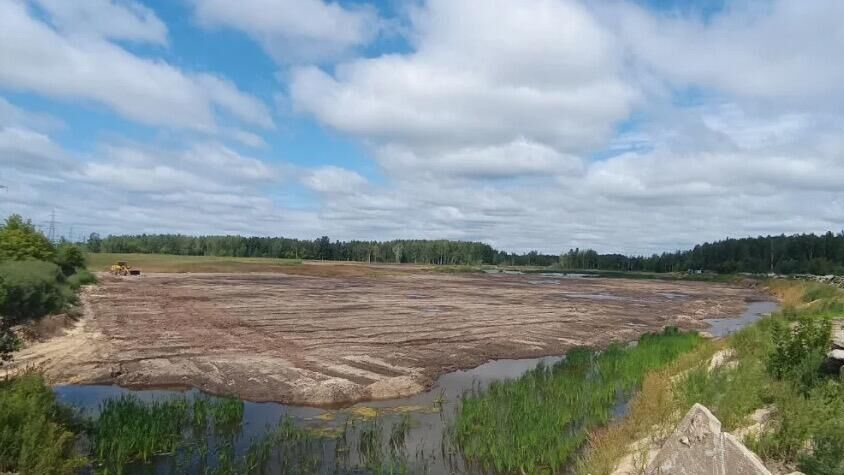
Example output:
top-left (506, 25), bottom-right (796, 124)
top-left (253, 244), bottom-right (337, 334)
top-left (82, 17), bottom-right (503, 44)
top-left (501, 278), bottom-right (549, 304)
top-left (87, 253), bottom-right (302, 273)
top-left (453, 328), bottom-right (705, 474)
top-left (579, 280), bottom-right (844, 474)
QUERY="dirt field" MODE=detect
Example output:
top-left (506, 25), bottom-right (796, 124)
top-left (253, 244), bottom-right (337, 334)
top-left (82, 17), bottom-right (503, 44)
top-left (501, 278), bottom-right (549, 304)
top-left (9, 266), bottom-right (766, 406)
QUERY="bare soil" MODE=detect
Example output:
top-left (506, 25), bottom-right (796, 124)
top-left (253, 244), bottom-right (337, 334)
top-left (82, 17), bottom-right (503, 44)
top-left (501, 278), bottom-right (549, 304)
top-left (7, 266), bottom-right (765, 406)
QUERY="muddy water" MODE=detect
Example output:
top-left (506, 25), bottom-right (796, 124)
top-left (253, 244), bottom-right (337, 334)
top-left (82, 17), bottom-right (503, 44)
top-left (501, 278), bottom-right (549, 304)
top-left (54, 300), bottom-right (777, 474)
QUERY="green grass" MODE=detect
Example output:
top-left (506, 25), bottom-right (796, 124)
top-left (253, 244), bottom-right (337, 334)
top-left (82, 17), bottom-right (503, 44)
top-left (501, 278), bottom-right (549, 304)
top-left (91, 394), bottom-right (244, 473)
top-left (86, 252), bottom-right (302, 273)
top-left (0, 371), bottom-right (87, 474)
top-left (453, 328), bottom-right (704, 474)
top-left (681, 282), bottom-right (844, 473)
top-left (580, 280), bottom-right (844, 475)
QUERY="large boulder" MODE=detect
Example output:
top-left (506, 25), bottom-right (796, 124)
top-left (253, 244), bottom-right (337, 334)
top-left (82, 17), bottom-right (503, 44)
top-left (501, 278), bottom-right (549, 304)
top-left (646, 404), bottom-right (770, 475)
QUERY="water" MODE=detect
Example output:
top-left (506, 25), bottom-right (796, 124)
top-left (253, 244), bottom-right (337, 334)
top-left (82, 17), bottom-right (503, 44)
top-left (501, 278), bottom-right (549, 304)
top-left (705, 300), bottom-right (779, 337)
top-left (54, 300), bottom-right (777, 474)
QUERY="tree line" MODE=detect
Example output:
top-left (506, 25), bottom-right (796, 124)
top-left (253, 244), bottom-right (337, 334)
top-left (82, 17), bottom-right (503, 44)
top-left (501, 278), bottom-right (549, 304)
top-left (560, 231), bottom-right (844, 275)
top-left (87, 230), bottom-right (844, 275)
top-left (88, 234), bottom-right (502, 265)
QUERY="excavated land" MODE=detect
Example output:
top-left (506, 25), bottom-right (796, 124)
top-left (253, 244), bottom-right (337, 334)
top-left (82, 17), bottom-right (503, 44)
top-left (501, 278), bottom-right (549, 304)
top-left (9, 266), bottom-right (766, 406)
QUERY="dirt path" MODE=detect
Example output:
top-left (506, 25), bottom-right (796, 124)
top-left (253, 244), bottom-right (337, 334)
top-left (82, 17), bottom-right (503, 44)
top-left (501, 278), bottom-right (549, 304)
top-left (7, 268), bottom-right (764, 406)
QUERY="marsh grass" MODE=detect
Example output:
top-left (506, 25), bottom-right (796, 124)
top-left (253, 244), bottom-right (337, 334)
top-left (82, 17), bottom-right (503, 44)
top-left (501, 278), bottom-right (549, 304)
top-left (91, 394), bottom-right (245, 473)
top-left (454, 327), bottom-right (703, 474)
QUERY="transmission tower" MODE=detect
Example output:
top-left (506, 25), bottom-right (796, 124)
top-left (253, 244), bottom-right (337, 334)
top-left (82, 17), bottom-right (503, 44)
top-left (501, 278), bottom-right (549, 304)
top-left (47, 210), bottom-right (56, 243)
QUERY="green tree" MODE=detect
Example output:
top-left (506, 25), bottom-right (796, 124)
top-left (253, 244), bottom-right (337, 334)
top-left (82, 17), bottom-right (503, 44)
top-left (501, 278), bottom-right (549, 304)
top-left (0, 215), bottom-right (55, 262)
top-left (86, 232), bottom-right (102, 253)
top-left (54, 243), bottom-right (85, 276)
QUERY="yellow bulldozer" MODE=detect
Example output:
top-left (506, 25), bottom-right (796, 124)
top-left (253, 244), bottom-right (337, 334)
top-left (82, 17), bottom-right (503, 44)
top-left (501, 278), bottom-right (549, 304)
top-left (109, 261), bottom-right (141, 276)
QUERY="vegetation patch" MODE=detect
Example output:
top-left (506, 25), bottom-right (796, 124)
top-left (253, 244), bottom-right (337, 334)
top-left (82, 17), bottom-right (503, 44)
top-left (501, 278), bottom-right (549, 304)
top-left (453, 328), bottom-right (704, 474)
top-left (0, 214), bottom-right (91, 366)
top-left (0, 371), bottom-right (87, 475)
top-left (579, 280), bottom-right (844, 475)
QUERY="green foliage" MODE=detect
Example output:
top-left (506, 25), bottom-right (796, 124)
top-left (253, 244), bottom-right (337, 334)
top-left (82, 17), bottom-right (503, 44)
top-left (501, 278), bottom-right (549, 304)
top-left (86, 232), bottom-right (102, 253)
top-left (95, 234), bottom-right (499, 265)
top-left (748, 380), bottom-right (844, 472)
top-left (55, 243), bottom-right (86, 276)
top-left (0, 214), bottom-right (56, 262)
top-left (0, 260), bottom-right (71, 324)
top-left (91, 394), bottom-right (245, 473)
top-left (454, 328), bottom-right (703, 474)
top-left (0, 325), bottom-right (20, 367)
top-left (767, 314), bottom-right (831, 392)
top-left (676, 283), bottom-right (844, 473)
top-left (0, 371), bottom-right (87, 474)
top-left (67, 268), bottom-right (97, 290)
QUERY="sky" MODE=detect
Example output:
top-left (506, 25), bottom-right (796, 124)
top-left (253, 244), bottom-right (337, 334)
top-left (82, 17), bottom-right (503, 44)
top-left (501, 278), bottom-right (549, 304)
top-left (1, 0), bottom-right (842, 255)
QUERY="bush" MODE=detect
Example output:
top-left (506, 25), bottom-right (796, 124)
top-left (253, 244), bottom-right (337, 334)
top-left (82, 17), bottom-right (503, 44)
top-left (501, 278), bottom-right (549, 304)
top-left (0, 260), bottom-right (71, 325)
top-left (767, 314), bottom-right (831, 393)
top-left (0, 325), bottom-right (19, 367)
top-left (54, 244), bottom-right (86, 277)
top-left (0, 215), bottom-right (55, 262)
top-left (0, 371), bottom-right (87, 474)
top-left (66, 268), bottom-right (97, 290)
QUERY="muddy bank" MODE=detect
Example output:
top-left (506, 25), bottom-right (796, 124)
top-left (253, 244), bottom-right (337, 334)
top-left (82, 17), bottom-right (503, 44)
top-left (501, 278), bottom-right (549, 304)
top-left (8, 268), bottom-right (765, 406)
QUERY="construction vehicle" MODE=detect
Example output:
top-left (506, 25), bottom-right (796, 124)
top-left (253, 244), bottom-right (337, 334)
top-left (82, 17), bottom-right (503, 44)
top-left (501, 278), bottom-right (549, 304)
top-left (109, 261), bottom-right (141, 276)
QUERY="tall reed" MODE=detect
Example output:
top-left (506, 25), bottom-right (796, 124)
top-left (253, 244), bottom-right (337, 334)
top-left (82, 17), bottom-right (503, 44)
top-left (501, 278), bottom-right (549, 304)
top-left (454, 327), bottom-right (703, 474)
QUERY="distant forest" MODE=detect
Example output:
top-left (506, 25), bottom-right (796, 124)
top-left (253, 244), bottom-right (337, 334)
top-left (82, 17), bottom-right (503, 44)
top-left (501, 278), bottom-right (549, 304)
top-left (87, 231), bottom-right (844, 275)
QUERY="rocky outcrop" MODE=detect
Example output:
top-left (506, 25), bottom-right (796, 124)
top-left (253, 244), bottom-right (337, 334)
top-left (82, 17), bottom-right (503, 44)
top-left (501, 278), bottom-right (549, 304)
top-left (646, 404), bottom-right (771, 475)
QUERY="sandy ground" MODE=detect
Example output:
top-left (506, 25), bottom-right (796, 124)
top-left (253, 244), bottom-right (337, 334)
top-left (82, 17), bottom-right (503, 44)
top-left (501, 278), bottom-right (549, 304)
top-left (6, 268), bottom-right (764, 406)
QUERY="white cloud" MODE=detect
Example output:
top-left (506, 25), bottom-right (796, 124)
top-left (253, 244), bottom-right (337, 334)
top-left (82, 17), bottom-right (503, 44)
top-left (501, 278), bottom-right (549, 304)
top-left (290, 0), bottom-right (637, 180)
top-left (0, 97), bottom-right (64, 131)
top-left (605, 0), bottom-right (844, 106)
top-left (376, 140), bottom-right (584, 179)
top-left (0, 126), bottom-right (69, 170)
top-left (4, 0), bottom-right (844, 256)
top-left (31, 0), bottom-right (168, 45)
top-left (190, 0), bottom-right (381, 62)
top-left (303, 166), bottom-right (368, 194)
top-left (0, 0), bottom-right (272, 131)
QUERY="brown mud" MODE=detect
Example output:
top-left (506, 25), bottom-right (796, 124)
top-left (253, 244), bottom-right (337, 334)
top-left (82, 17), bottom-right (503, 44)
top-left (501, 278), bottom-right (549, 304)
top-left (7, 266), bottom-right (764, 406)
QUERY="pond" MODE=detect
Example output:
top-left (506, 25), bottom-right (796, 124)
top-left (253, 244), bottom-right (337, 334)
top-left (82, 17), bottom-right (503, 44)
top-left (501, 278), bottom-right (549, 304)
top-left (55, 300), bottom-right (777, 474)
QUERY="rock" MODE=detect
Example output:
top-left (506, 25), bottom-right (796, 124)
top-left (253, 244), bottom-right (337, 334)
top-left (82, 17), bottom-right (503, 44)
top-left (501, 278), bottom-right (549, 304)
top-left (708, 348), bottom-right (737, 372)
top-left (646, 403), bottom-right (771, 475)
top-left (832, 319), bottom-right (844, 349)
top-left (732, 406), bottom-right (775, 442)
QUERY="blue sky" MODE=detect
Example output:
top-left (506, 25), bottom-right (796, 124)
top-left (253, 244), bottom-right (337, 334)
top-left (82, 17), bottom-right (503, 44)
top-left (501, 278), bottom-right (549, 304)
top-left (1, 0), bottom-right (842, 254)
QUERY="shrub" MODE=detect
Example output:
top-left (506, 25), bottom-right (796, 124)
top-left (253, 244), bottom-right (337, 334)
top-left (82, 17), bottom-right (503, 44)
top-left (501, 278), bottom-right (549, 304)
top-left (67, 268), bottom-right (97, 290)
top-left (0, 324), bottom-right (19, 366)
top-left (767, 314), bottom-right (831, 392)
top-left (0, 371), bottom-right (87, 474)
top-left (54, 244), bottom-right (86, 276)
top-left (0, 214), bottom-right (55, 262)
top-left (0, 260), bottom-right (70, 325)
